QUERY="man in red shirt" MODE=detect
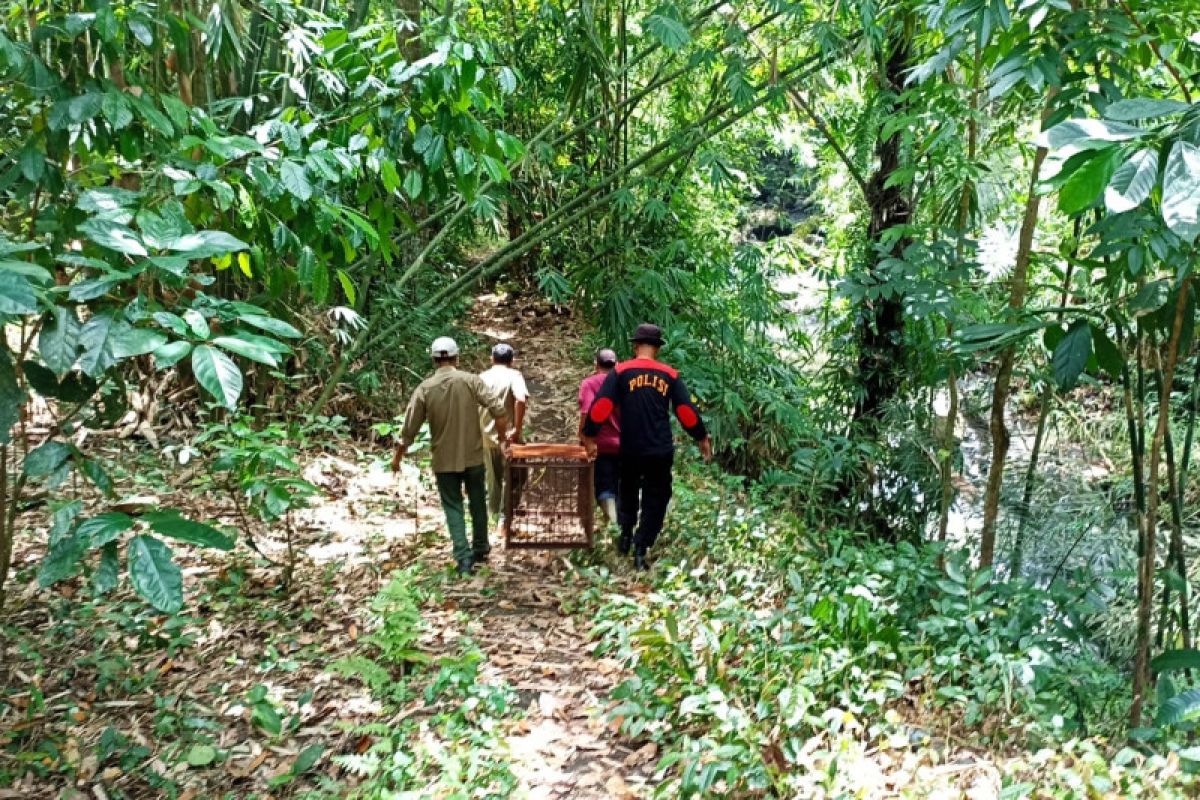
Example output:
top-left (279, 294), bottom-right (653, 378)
top-left (578, 348), bottom-right (621, 528)
top-left (582, 324), bottom-right (712, 569)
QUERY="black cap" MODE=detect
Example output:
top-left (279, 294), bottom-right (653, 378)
top-left (629, 323), bottom-right (664, 346)
top-left (595, 348), bottom-right (618, 367)
top-left (492, 343), bottom-right (515, 362)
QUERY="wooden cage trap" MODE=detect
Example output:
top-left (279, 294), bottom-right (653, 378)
top-left (503, 443), bottom-right (594, 549)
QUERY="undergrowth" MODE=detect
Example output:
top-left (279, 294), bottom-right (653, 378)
top-left (326, 567), bottom-right (520, 800)
top-left (565, 466), bottom-right (1198, 798)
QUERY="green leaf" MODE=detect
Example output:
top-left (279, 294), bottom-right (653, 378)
top-left (1105, 149), bottom-right (1159, 213)
top-left (310, 263), bottom-right (330, 304)
top-left (423, 135), bottom-right (447, 170)
top-left (78, 314), bottom-right (122, 377)
top-left (1162, 141), bottom-right (1200, 243)
top-left (402, 170), bottom-right (423, 199)
top-left (153, 341), bottom-right (193, 369)
top-left (252, 702), bottom-right (283, 736)
top-left (128, 534), bottom-right (183, 614)
top-left (145, 512), bottom-right (234, 550)
top-left (1058, 149), bottom-right (1120, 214)
top-left (645, 13), bottom-right (690, 50)
top-left (452, 147), bottom-right (476, 177)
top-left (79, 218), bottom-right (147, 256)
top-left (1103, 98), bottom-right (1192, 122)
top-left (480, 155), bottom-right (510, 183)
top-left (167, 231), bottom-right (250, 259)
top-left (0, 272), bottom-right (37, 314)
top-left (186, 744), bottom-right (217, 767)
top-left (337, 269), bottom-right (356, 305)
top-left (19, 147), bottom-right (45, 182)
top-left (0, 348), bottom-right (24, 445)
top-left (184, 309), bottom-right (211, 339)
top-left (49, 501), bottom-right (83, 547)
top-left (93, 542), bottom-right (120, 595)
top-left (498, 66), bottom-right (518, 94)
top-left (212, 336), bottom-right (279, 367)
top-left (101, 91), bottom-right (133, 130)
top-left (0, 260), bottom-right (52, 283)
top-left (1090, 325), bottom-right (1123, 379)
top-left (24, 441), bottom-right (73, 477)
top-left (78, 513), bottom-right (136, 548)
top-left (380, 160), bottom-right (401, 193)
top-left (80, 459), bottom-right (114, 497)
top-left (241, 314), bottom-right (302, 339)
top-left (1152, 648), bottom-right (1200, 674)
top-left (1036, 118), bottom-right (1146, 151)
top-left (39, 533), bottom-right (86, 587)
top-left (191, 345), bottom-right (243, 410)
top-left (112, 328), bottom-right (168, 360)
top-left (1052, 321), bottom-right (1092, 390)
top-left (280, 161), bottom-right (313, 202)
top-left (38, 309), bottom-right (78, 376)
top-left (1131, 280), bottom-right (1169, 316)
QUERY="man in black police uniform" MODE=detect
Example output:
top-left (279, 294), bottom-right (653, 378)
top-left (581, 324), bottom-right (712, 570)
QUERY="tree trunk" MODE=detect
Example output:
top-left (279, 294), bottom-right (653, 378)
top-left (853, 34), bottom-right (912, 431)
top-left (398, 0), bottom-right (421, 62)
top-left (977, 112), bottom-right (1051, 568)
top-left (1132, 278), bottom-right (1192, 726)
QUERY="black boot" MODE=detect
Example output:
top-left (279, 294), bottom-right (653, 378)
top-left (633, 547), bottom-right (648, 571)
top-left (456, 557), bottom-right (475, 576)
top-left (617, 529), bottom-right (633, 556)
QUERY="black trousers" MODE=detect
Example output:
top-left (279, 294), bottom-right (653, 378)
top-left (618, 453), bottom-right (674, 549)
top-left (593, 453), bottom-right (620, 501)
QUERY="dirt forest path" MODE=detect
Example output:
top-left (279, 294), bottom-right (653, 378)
top-left (408, 293), bottom-right (656, 798)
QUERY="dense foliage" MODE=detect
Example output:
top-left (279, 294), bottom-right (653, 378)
top-left (6, 0), bottom-right (1200, 793)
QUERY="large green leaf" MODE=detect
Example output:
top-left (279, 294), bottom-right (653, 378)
top-left (212, 336), bottom-right (279, 367)
top-left (79, 218), bottom-right (147, 256)
top-left (153, 340), bottom-right (192, 369)
top-left (1052, 321), bottom-right (1092, 390)
top-left (24, 441), bottom-right (73, 477)
top-left (1058, 149), bottom-right (1120, 214)
top-left (38, 308), bottom-right (79, 376)
top-left (1103, 98), bottom-right (1192, 122)
top-left (167, 231), bottom-right (250, 259)
top-left (93, 542), bottom-right (120, 595)
top-left (1158, 688), bottom-right (1200, 727)
top-left (1152, 648), bottom-right (1200, 674)
top-left (191, 345), bottom-right (243, 409)
top-left (111, 328), bottom-right (168, 360)
top-left (280, 161), bottom-right (313, 202)
top-left (241, 314), bottom-right (302, 339)
top-left (1090, 325), bottom-right (1124, 379)
top-left (78, 512), bottom-right (136, 548)
top-left (145, 512), bottom-right (234, 550)
top-left (1162, 141), bottom-right (1200, 243)
top-left (1035, 118), bottom-right (1145, 151)
top-left (644, 13), bottom-right (690, 50)
top-left (1105, 149), bottom-right (1159, 214)
top-left (0, 348), bottom-right (25, 445)
top-left (127, 534), bottom-right (183, 614)
top-left (38, 532), bottom-right (86, 587)
top-left (78, 314), bottom-right (120, 376)
top-left (0, 272), bottom-right (37, 314)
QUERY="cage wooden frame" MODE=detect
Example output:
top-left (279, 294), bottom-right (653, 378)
top-left (503, 444), bottom-right (594, 550)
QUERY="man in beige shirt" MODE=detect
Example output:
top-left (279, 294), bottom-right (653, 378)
top-left (479, 343), bottom-right (528, 522)
top-left (392, 336), bottom-right (508, 575)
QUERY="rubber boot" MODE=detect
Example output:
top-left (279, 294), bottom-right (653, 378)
top-left (456, 557), bottom-right (475, 577)
top-left (633, 546), bottom-right (649, 571)
top-left (617, 529), bottom-right (633, 556)
top-left (601, 498), bottom-right (618, 526)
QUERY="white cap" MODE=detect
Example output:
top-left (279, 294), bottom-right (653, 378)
top-left (430, 336), bottom-right (459, 358)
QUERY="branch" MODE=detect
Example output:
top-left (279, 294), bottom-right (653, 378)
top-left (1116, 0), bottom-right (1194, 103)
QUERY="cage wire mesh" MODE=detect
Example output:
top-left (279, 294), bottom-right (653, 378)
top-left (504, 444), bottom-right (594, 549)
